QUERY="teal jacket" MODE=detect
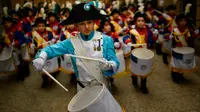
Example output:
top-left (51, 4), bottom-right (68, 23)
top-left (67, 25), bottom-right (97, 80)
top-left (35, 31), bottom-right (120, 78)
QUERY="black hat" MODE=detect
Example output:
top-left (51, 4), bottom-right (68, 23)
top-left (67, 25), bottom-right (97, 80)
top-left (166, 5), bottom-right (176, 11)
top-left (110, 9), bottom-right (120, 16)
top-left (1, 16), bottom-right (16, 24)
top-left (34, 17), bottom-right (47, 26)
top-left (60, 3), bottom-right (105, 25)
top-left (134, 12), bottom-right (147, 22)
top-left (120, 6), bottom-right (128, 12)
top-left (8, 9), bottom-right (23, 18)
top-left (47, 11), bottom-right (59, 21)
top-left (23, 7), bottom-right (35, 17)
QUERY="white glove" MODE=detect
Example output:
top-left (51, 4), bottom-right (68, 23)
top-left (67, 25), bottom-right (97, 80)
top-left (163, 13), bottom-right (171, 20)
top-left (195, 29), bottom-right (199, 34)
top-left (32, 58), bottom-right (45, 71)
top-left (51, 38), bottom-right (56, 44)
top-left (147, 23), bottom-right (152, 28)
top-left (12, 41), bottom-right (15, 46)
top-left (131, 25), bottom-right (135, 29)
top-left (32, 51), bottom-right (47, 71)
top-left (122, 26), bottom-right (128, 31)
top-left (30, 44), bottom-right (35, 49)
top-left (127, 42), bottom-right (132, 47)
top-left (114, 42), bottom-right (120, 48)
top-left (57, 40), bottom-right (61, 43)
top-left (153, 29), bottom-right (159, 36)
top-left (99, 58), bottom-right (113, 71)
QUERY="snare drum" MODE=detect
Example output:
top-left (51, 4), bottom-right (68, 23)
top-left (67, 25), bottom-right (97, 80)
top-left (42, 57), bottom-right (59, 74)
top-left (68, 83), bottom-right (122, 112)
top-left (0, 46), bottom-right (17, 72)
top-left (60, 54), bottom-right (74, 73)
top-left (130, 48), bottom-right (154, 76)
top-left (115, 50), bottom-right (125, 73)
top-left (171, 47), bottom-right (196, 70)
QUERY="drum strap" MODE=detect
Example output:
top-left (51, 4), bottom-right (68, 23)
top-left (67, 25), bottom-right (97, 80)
top-left (77, 80), bottom-right (85, 88)
top-left (70, 32), bottom-right (107, 85)
top-left (173, 28), bottom-right (188, 46)
top-left (32, 31), bottom-right (48, 48)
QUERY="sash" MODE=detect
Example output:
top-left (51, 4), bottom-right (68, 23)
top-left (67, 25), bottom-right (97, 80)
top-left (111, 21), bottom-right (122, 33)
top-left (70, 32), bottom-right (108, 85)
top-left (173, 28), bottom-right (188, 47)
top-left (32, 31), bottom-right (48, 48)
top-left (130, 29), bottom-right (146, 44)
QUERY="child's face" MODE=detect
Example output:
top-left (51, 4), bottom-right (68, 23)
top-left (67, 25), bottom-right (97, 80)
top-left (76, 20), bottom-right (94, 35)
top-left (37, 23), bottom-right (45, 32)
top-left (49, 16), bottom-right (56, 23)
top-left (28, 11), bottom-right (33, 16)
top-left (113, 13), bottom-right (120, 19)
top-left (178, 18), bottom-right (187, 27)
top-left (103, 21), bottom-right (111, 33)
top-left (168, 10), bottom-right (176, 17)
top-left (4, 21), bottom-right (12, 29)
top-left (135, 17), bottom-right (145, 28)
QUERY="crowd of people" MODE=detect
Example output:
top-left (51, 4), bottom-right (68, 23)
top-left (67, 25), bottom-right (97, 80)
top-left (1, 0), bottom-right (200, 96)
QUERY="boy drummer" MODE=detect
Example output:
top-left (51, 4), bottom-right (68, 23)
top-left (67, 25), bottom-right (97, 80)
top-left (123, 11), bottom-right (157, 94)
top-left (32, 2), bottom-right (119, 91)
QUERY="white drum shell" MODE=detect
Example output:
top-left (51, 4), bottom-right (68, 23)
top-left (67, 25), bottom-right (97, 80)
top-left (0, 47), bottom-right (17, 72)
top-left (171, 47), bottom-right (196, 69)
top-left (42, 57), bottom-right (59, 73)
top-left (130, 48), bottom-right (154, 76)
top-left (60, 54), bottom-right (74, 72)
top-left (116, 50), bottom-right (125, 73)
top-left (68, 83), bottom-right (122, 112)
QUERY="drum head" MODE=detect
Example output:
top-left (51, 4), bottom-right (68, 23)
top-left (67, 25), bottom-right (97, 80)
top-left (0, 46), bottom-right (13, 61)
top-left (173, 47), bottom-right (195, 54)
top-left (68, 83), bottom-right (104, 111)
top-left (132, 48), bottom-right (154, 60)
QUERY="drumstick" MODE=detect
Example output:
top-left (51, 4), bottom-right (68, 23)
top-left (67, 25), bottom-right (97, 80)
top-left (154, 9), bottom-right (163, 15)
top-left (65, 54), bottom-right (104, 63)
top-left (42, 69), bottom-right (68, 92)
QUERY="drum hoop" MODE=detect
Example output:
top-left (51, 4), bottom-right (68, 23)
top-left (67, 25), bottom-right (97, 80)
top-left (172, 47), bottom-right (195, 54)
top-left (0, 47), bottom-right (13, 61)
top-left (131, 48), bottom-right (154, 60)
top-left (68, 83), bottom-right (105, 111)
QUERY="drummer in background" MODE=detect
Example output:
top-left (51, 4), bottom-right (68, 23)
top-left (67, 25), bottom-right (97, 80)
top-left (160, 5), bottom-right (177, 65)
top-left (46, 11), bottom-right (62, 41)
top-left (110, 9), bottom-right (128, 36)
top-left (123, 11), bottom-right (157, 94)
top-left (97, 16), bottom-right (121, 50)
top-left (1, 14), bottom-right (28, 81)
top-left (31, 17), bottom-right (58, 88)
top-left (170, 14), bottom-right (196, 83)
top-left (60, 8), bottom-right (70, 21)
top-left (32, 2), bottom-right (119, 92)
top-left (97, 16), bottom-right (122, 83)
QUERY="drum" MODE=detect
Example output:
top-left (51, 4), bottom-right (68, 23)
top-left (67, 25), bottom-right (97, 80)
top-left (20, 44), bottom-right (31, 62)
top-left (162, 39), bottom-right (172, 53)
top-left (130, 48), bottom-right (154, 76)
top-left (68, 83), bottom-right (122, 112)
top-left (60, 54), bottom-right (74, 73)
top-left (43, 57), bottom-right (59, 74)
top-left (171, 47), bottom-right (196, 70)
top-left (0, 46), bottom-right (17, 72)
top-left (116, 50), bottom-right (125, 73)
